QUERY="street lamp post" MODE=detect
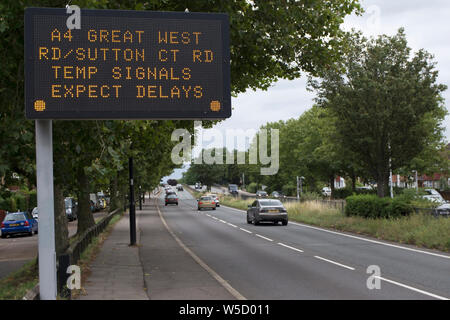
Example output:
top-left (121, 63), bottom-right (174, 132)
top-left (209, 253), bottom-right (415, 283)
top-left (129, 156), bottom-right (136, 245)
top-left (412, 170), bottom-right (418, 192)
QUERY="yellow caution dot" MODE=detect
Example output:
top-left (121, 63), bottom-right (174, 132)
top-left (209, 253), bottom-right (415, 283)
top-left (34, 100), bottom-right (46, 112)
top-left (210, 100), bottom-right (221, 112)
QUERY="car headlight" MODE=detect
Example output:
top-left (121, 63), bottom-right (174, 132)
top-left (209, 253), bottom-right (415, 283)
top-left (66, 208), bottom-right (72, 214)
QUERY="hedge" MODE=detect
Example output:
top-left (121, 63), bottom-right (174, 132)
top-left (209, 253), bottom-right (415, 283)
top-left (345, 194), bottom-right (413, 219)
top-left (0, 191), bottom-right (37, 213)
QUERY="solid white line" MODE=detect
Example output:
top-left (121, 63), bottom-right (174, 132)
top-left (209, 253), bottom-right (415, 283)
top-left (220, 205), bottom-right (450, 260)
top-left (277, 242), bottom-right (304, 253)
top-left (227, 223), bottom-right (238, 228)
top-left (155, 200), bottom-right (246, 300)
top-left (255, 234), bottom-right (274, 242)
top-left (239, 228), bottom-right (252, 234)
top-left (375, 276), bottom-right (449, 300)
top-left (314, 256), bottom-right (355, 271)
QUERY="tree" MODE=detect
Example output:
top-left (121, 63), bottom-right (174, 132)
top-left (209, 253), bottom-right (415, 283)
top-left (309, 29), bottom-right (448, 197)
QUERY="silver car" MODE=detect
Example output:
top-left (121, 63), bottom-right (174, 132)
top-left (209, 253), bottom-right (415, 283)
top-left (247, 199), bottom-right (288, 225)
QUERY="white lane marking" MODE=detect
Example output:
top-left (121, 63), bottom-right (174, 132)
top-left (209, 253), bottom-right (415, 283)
top-left (240, 228), bottom-right (252, 234)
top-left (227, 223), bottom-right (238, 228)
top-left (314, 256), bottom-right (355, 271)
top-left (212, 217), bottom-right (219, 220)
top-left (219, 219), bottom-right (227, 224)
top-left (255, 234), bottom-right (274, 242)
top-left (155, 199), bottom-right (246, 300)
top-left (220, 205), bottom-right (450, 260)
top-left (206, 214), bottom-right (212, 217)
top-left (375, 276), bottom-right (449, 300)
top-left (277, 242), bottom-right (304, 253)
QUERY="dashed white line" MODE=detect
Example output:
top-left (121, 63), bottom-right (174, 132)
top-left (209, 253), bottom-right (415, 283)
top-left (277, 242), bottom-right (304, 253)
top-left (219, 219), bottom-right (227, 224)
top-left (227, 223), bottom-right (238, 228)
top-left (375, 276), bottom-right (448, 300)
top-left (212, 217), bottom-right (219, 220)
top-left (239, 228), bottom-right (252, 234)
top-left (255, 234), bottom-right (274, 242)
top-left (220, 204), bottom-right (450, 260)
top-left (206, 214), bottom-right (211, 217)
top-left (314, 256), bottom-right (355, 271)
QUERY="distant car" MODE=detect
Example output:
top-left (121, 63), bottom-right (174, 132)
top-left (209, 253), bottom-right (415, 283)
top-left (195, 183), bottom-right (202, 190)
top-left (176, 184), bottom-right (184, 191)
top-left (207, 194), bottom-right (220, 207)
top-left (228, 184), bottom-right (238, 195)
top-left (166, 189), bottom-right (176, 196)
top-left (421, 189), bottom-right (446, 204)
top-left (1, 211), bottom-right (38, 238)
top-left (65, 197), bottom-right (78, 221)
top-left (197, 196), bottom-right (216, 211)
top-left (322, 187), bottom-right (331, 197)
top-left (247, 199), bottom-right (288, 226)
top-left (433, 203), bottom-right (450, 217)
top-left (256, 190), bottom-right (268, 198)
top-left (270, 191), bottom-right (286, 199)
top-left (165, 194), bottom-right (178, 206)
top-left (31, 207), bottom-right (38, 219)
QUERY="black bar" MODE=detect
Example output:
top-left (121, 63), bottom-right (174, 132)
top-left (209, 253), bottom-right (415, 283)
top-left (129, 157), bottom-right (136, 245)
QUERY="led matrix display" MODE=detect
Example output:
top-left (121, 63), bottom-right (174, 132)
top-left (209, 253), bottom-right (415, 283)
top-left (25, 8), bottom-right (230, 119)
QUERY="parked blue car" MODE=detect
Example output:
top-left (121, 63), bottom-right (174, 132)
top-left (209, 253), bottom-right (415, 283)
top-left (1, 212), bottom-right (38, 238)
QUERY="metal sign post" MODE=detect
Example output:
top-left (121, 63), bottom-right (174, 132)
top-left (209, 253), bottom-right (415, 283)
top-left (35, 120), bottom-right (57, 300)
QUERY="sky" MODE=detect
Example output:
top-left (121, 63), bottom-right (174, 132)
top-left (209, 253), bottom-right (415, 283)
top-left (164, 0), bottom-right (450, 181)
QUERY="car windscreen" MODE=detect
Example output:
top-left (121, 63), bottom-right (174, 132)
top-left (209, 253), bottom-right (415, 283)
top-left (167, 194), bottom-right (177, 198)
top-left (5, 213), bottom-right (27, 221)
top-left (259, 200), bottom-right (282, 206)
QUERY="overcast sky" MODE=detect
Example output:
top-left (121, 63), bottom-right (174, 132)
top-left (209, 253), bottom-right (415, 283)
top-left (165, 0), bottom-right (450, 181)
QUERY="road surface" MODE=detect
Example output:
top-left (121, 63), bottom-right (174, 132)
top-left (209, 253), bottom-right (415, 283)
top-left (0, 210), bottom-right (108, 279)
top-left (157, 189), bottom-right (450, 299)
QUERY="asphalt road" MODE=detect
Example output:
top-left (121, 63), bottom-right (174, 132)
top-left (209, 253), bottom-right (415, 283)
top-left (158, 189), bottom-right (450, 300)
top-left (0, 210), bottom-right (108, 280)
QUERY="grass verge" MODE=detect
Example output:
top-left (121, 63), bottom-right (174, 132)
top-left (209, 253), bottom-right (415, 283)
top-left (0, 259), bottom-right (38, 300)
top-left (219, 195), bottom-right (450, 253)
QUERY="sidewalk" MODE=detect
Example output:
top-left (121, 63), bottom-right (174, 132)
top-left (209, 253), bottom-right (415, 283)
top-left (77, 211), bottom-right (148, 300)
top-left (138, 201), bottom-right (235, 300)
top-left (77, 196), bottom-right (235, 300)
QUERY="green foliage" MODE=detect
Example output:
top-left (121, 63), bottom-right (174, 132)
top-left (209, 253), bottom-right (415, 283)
top-left (333, 188), bottom-right (354, 199)
top-left (300, 192), bottom-right (322, 201)
top-left (345, 194), bottom-right (413, 219)
top-left (282, 183), bottom-right (296, 197)
top-left (14, 194), bottom-right (27, 212)
top-left (246, 182), bottom-right (258, 194)
top-left (389, 197), bottom-right (413, 218)
top-left (345, 195), bottom-right (391, 218)
top-left (27, 190), bottom-right (37, 209)
top-left (309, 29), bottom-right (448, 197)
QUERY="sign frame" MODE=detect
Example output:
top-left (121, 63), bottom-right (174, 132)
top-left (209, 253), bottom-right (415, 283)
top-left (25, 7), bottom-right (231, 120)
